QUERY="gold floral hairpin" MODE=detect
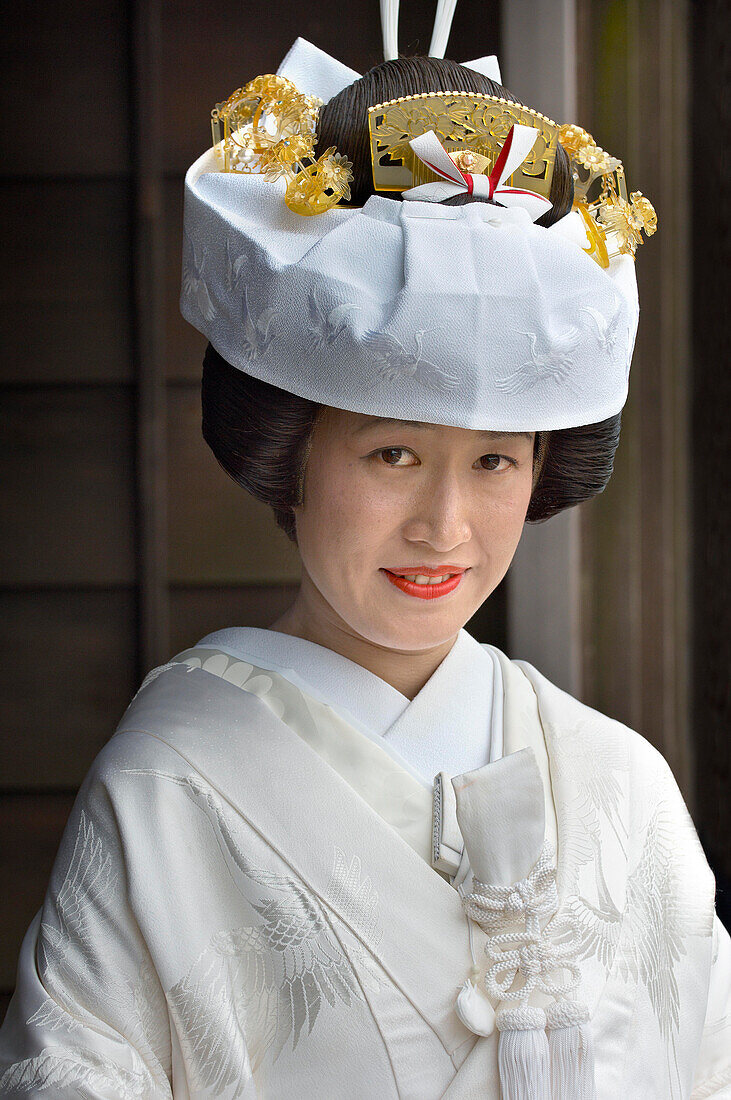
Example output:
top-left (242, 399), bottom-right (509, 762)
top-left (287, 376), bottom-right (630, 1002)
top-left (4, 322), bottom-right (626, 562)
top-left (210, 74), bottom-right (353, 216)
top-left (558, 123), bottom-right (657, 264)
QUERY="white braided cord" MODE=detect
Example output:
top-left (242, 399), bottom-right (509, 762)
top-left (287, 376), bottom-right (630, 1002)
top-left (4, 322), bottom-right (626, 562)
top-left (461, 840), bottom-right (588, 1018)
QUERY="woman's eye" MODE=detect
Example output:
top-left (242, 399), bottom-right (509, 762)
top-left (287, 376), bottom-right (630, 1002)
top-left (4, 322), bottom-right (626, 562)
top-left (375, 449), bottom-right (514, 470)
top-left (377, 447), bottom-right (418, 466)
top-left (477, 454), bottom-right (513, 472)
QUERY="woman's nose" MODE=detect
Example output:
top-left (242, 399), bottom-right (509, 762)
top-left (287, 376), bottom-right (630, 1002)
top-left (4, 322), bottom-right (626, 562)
top-left (401, 473), bottom-right (472, 551)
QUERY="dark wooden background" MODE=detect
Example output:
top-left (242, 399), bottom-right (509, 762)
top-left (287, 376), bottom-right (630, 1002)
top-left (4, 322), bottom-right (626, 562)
top-left (0, 0), bottom-right (507, 1014)
top-left (0, 0), bottom-right (728, 1019)
top-left (689, 0), bottom-right (731, 936)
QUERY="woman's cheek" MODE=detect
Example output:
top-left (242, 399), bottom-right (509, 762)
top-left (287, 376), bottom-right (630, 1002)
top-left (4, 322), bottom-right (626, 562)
top-left (342, 475), bottom-right (394, 527)
top-left (317, 486), bottom-right (366, 560)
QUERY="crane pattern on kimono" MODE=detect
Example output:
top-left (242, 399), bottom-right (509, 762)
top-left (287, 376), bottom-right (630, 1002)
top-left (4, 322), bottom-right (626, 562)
top-left (619, 799), bottom-right (715, 1042)
top-left (0, 1045), bottom-right (154, 1098)
top-left (692, 1065), bottom-right (731, 1098)
top-left (36, 809), bottom-right (116, 993)
top-left (542, 712), bottom-right (714, 1098)
top-left (123, 767), bottom-right (381, 1092)
top-left (0, 809), bottom-right (172, 1097)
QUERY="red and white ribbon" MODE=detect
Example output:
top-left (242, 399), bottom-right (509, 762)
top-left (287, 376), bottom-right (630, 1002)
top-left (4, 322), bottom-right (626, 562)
top-left (403, 125), bottom-right (553, 223)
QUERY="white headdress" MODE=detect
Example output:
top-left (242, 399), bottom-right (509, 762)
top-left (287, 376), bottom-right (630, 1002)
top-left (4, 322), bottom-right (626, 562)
top-left (181, 16), bottom-right (655, 433)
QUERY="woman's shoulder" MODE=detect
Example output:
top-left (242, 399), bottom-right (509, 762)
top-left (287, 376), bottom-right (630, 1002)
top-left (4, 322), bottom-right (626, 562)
top-left (78, 652), bottom-right (229, 801)
top-left (85, 643), bottom-right (286, 803)
top-left (79, 700), bottom-right (195, 809)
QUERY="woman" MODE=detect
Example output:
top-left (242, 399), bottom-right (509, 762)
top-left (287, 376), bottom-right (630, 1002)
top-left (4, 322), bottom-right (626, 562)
top-left (1, 18), bottom-right (729, 1100)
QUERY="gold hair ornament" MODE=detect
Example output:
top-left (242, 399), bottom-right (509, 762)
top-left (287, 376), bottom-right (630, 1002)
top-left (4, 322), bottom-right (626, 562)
top-left (558, 123), bottom-right (657, 264)
top-left (207, 75), bottom-right (657, 258)
top-left (210, 75), bottom-right (353, 216)
top-left (367, 95), bottom-right (656, 267)
top-left (369, 92), bottom-right (560, 196)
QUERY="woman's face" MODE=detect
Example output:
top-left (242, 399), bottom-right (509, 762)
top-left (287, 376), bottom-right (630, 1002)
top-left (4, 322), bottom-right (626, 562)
top-left (292, 408), bottom-right (536, 653)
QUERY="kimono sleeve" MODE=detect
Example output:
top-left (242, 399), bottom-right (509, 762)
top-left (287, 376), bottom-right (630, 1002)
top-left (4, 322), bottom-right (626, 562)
top-left (0, 749), bottom-right (173, 1098)
top-left (691, 913), bottom-right (731, 1098)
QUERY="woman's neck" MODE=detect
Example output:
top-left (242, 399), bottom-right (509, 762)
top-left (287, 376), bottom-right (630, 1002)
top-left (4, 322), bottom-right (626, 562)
top-left (269, 582), bottom-right (458, 700)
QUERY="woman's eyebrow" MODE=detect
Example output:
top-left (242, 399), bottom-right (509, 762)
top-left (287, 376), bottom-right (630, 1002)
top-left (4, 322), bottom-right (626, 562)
top-left (353, 418), bottom-right (429, 432)
top-left (353, 417), bottom-right (533, 442)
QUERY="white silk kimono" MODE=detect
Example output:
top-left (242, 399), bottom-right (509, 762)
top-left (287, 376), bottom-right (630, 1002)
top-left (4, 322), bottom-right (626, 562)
top-left (1, 628), bottom-right (730, 1098)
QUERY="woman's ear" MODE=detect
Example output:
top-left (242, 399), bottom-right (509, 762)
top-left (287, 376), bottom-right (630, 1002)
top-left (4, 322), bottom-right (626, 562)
top-left (295, 411), bottom-right (320, 507)
top-left (532, 432), bottom-right (550, 490)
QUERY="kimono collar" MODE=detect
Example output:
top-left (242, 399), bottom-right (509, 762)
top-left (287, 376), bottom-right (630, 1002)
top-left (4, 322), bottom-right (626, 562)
top-left (381, 629), bottom-right (500, 780)
top-left (195, 626), bottom-right (499, 784)
top-left (196, 624), bottom-right (408, 735)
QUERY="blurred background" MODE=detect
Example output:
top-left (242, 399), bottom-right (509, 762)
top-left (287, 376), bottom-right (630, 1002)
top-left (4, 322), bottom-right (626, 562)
top-left (0, 0), bottom-right (728, 1017)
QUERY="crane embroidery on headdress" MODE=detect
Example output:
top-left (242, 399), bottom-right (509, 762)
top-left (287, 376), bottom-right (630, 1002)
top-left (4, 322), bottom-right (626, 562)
top-left (239, 287), bottom-right (276, 361)
top-left (580, 305), bottom-right (624, 356)
top-left (494, 324), bottom-right (584, 395)
top-left (224, 236), bottom-right (249, 292)
top-left (307, 286), bottom-right (361, 349)
top-left (183, 229), bottom-right (217, 324)
top-left (363, 330), bottom-right (460, 391)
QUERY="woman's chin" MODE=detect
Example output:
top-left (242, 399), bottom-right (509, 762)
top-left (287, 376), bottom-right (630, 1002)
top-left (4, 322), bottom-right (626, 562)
top-left (313, 575), bottom-right (481, 653)
top-left (347, 607), bottom-right (471, 654)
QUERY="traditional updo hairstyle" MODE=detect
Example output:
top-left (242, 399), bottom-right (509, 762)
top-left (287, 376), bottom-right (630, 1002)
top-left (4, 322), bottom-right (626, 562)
top-left (202, 57), bottom-right (622, 544)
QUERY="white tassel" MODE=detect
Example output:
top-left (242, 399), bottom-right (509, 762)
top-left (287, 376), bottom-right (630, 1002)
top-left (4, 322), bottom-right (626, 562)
top-left (546, 1001), bottom-right (597, 1100)
top-left (578, 1025), bottom-right (597, 1099)
top-left (380, 0), bottom-right (399, 61)
top-left (428, 0), bottom-right (459, 58)
top-left (497, 1006), bottom-right (551, 1100)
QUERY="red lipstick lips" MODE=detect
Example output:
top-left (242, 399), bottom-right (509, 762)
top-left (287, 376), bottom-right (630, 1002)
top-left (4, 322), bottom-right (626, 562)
top-left (382, 567), bottom-right (466, 600)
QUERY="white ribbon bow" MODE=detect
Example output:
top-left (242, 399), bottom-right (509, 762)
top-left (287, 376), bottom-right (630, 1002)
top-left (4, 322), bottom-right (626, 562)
top-left (403, 125), bottom-right (553, 223)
